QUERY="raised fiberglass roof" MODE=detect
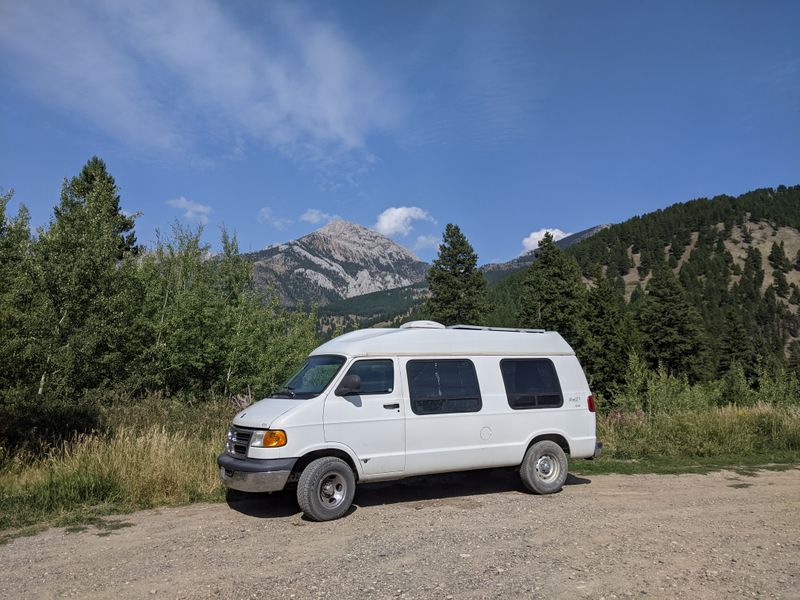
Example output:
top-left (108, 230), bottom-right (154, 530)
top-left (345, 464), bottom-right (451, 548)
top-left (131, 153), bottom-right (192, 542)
top-left (311, 321), bottom-right (574, 358)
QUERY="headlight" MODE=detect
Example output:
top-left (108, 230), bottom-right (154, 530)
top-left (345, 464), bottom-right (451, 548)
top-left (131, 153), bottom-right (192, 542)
top-left (250, 430), bottom-right (287, 448)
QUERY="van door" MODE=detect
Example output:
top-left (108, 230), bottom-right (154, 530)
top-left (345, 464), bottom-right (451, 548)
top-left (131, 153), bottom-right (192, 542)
top-left (402, 357), bottom-right (494, 474)
top-left (324, 358), bottom-right (406, 475)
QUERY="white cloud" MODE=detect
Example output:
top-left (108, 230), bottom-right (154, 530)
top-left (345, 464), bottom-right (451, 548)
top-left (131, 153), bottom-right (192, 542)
top-left (300, 208), bottom-right (338, 224)
top-left (257, 207), bottom-right (292, 229)
top-left (414, 234), bottom-right (439, 250)
top-left (521, 228), bottom-right (570, 252)
top-left (167, 196), bottom-right (212, 225)
top-left (0, 1), bottom-right (401, 172)
top-left (374, 206), bottom-right (436, 237)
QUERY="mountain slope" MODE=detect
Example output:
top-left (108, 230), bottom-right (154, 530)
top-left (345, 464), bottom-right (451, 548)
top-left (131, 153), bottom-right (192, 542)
top-left (486, 186), bottom-right (800, 372)
top-left (247, 220), bottom-right (429, 306)
top-left (482, 224), bottom-right (611, 282)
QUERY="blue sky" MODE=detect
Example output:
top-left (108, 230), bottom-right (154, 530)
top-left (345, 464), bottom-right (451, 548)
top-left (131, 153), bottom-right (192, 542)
top-left (1, 1), bottom-right (798, 263)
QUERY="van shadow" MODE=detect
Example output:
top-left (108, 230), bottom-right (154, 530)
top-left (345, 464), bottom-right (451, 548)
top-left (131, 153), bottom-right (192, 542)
top-left (355, 469), bottom-right (590, 509)
top-left (225, 469), bottom-right (591, 519)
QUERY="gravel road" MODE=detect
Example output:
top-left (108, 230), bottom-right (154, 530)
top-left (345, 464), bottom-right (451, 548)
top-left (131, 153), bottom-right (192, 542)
top-left (2, 467), bottom-right (798, 599)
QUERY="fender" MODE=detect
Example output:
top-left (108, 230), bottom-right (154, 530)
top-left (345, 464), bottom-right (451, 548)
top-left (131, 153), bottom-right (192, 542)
top-left (293, 440), bottom-right (366, 479)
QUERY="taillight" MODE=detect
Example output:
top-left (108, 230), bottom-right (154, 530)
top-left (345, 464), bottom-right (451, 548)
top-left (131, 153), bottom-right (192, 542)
top-left (587, 395), bottom-right (596, 412)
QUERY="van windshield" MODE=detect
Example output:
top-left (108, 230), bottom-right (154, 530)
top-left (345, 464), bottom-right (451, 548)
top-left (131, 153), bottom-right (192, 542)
top-left (270, 355), bottom-right (346, 399)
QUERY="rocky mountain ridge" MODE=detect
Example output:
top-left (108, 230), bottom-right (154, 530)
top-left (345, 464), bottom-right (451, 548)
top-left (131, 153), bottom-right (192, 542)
top-left (246, 220), bottom-right (429, 306)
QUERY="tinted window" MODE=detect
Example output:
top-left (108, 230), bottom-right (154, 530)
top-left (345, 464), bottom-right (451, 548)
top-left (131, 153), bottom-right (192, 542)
top-left (407, 360), bottom-right (482, 415)
top-left (500, 359), bottom-right (563, 409)
top-left (343, 360), bottom-right (394, 395)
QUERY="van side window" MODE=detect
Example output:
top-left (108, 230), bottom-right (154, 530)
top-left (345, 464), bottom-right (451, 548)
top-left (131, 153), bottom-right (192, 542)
top-left (500, 359), bottom-right (563, 409)
top-left (344, 359), bottom-right (395, 395)
top-left (406, 360), bottom-right (482, 415)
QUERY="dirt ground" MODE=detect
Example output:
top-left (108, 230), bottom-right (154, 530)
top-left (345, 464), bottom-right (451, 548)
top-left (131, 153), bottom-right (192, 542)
top-left (1, 467), bottom-right (799, 599)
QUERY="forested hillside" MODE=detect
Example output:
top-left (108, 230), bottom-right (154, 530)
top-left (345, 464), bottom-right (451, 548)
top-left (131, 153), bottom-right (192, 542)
top-left (487, 185), bottom-right (800, 391)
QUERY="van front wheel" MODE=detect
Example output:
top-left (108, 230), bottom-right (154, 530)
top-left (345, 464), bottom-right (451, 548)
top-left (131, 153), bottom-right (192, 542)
top-left (520, 441), bottom-right (568, 494)
top-left (296, 457), bottom-right (356, 521)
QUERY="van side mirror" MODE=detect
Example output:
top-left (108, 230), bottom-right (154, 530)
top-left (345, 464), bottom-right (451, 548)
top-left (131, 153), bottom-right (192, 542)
top-left (335, 374), bottom-right (362, 396)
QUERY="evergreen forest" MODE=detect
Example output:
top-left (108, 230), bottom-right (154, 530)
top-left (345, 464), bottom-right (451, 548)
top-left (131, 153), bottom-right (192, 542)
top-left (481, 185), bottom-right (800, 399)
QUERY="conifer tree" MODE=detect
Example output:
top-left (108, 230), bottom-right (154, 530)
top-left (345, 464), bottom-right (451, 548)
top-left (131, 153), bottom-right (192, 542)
top-left (768, 241), bottom-right (790, 273)
top-left (629, 283), bottom-right (645, 307)
top-left (62, 157), bottom-right (138, 256)
top-left (34, 158), bottom-right (141, 397)
top-left (583, 270), bottom-right (637, 397)
top-left (773, 270), bottom-right (789, 298)
top-left (717, 308), bottom-right (752, 375)
top-left (518, 232), bottom-right (588, 348)
top-left (425, 224), bottom-right (488, 325)
top-left (789, 284), bottom-right (800, 306)
top-left (636, 263), bottom-right (708, 381)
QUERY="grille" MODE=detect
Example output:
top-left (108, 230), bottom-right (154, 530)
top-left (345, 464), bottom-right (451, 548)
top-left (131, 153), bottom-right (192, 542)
top-left (226, 426), bottom-right (253, 458)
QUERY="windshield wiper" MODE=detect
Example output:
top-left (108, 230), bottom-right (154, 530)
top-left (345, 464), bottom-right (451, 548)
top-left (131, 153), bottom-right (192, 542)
top-left (271, 387), bottom-right (296, 398)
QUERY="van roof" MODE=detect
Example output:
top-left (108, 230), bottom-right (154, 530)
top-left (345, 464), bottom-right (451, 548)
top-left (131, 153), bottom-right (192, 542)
top-left (311, 321), bottom-right (575, 358)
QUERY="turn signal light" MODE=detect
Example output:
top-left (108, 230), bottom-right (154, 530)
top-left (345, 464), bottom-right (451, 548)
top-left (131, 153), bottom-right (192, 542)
top-left (587, 395), bottom-right (596, 413)
top-left (251, 430), bottom-right (287, 447)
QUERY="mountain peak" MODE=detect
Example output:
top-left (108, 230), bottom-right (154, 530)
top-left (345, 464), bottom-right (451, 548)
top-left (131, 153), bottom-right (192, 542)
top-left (247, 220), bottom-right (429, 306)
top-left (316, 218), bottom-right (370, 235)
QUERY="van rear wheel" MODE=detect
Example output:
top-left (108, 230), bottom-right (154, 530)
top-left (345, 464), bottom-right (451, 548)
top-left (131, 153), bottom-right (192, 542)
top-left (520, 441), bottom-right (568, 494)
top-left (296, 457), bottom-right (356, 521)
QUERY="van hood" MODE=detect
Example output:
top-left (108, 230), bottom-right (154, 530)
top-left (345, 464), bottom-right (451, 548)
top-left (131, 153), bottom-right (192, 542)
top-left (232, 398), bottom-right (304, 429)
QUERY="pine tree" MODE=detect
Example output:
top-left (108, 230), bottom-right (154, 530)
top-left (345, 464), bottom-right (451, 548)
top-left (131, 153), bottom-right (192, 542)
top-left (425, 224), bottom-right (488, 325)
top-left (518, 232), bottom-right (588, 348)
top-left (636, 263), bottom-right (708, 381)
top-left (629, 283), bottom-right (645, 307)
top-left (773, 270), bottom-right (789, 298)
top-left (768, 241), bottom-right (790, 273)
top-left (34, 158), bottom-right (141, 397)
top-left (61, 156), bottom-right (138, 257)
top-left (583, 270), bottom-right (637, 397)
top-left (717, 308), bottom-right (753, 375)
top-left (789, 284), bottom-right (800, 306)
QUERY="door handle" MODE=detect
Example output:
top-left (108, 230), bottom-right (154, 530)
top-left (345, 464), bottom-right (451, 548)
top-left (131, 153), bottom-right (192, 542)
top-left (383, 403), bottom-right (400, 410)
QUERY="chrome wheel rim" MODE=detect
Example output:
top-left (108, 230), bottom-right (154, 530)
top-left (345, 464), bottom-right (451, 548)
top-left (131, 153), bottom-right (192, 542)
top-left (535, 454), bottom-right (560, 483)
top-left (319, 472), bottom-right (346, 509)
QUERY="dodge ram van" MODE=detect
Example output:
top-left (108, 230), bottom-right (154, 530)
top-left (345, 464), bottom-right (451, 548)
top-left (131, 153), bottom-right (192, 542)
top-left (218, 321), bottom-right (601, 521)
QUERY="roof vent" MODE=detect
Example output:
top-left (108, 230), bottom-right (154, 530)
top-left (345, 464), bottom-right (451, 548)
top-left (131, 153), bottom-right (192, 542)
top-left (400, 320), bottom-right (445, 329)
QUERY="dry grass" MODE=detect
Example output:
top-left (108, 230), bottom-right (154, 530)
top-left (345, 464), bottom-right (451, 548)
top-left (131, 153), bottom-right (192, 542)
top-left (0, 425), bottom-right (226, 530)
top-left (598, 403), bottom-right (800, 459)
top-left (1, 400), bottom-right (798, 532)
top-left (0, 397), bottom-right (235, 531)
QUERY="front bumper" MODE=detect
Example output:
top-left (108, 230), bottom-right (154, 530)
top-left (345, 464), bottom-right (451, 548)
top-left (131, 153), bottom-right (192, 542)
top-left (217, 453), bottom-right (297, 493)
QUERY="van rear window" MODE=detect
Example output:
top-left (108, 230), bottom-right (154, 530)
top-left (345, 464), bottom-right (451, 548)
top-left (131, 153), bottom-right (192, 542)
top-left (500, 359), bottom-right (563, 409)
top-left (407, 360), bottom-right (482, 415)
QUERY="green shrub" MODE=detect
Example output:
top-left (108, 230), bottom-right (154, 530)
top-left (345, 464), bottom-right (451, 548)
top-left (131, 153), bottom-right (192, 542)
top-left (598, 404), bottom-right (800, 459)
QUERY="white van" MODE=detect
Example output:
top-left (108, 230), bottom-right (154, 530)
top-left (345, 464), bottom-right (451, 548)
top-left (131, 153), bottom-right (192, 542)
top-left (218, 321), bottom-right (601, 521)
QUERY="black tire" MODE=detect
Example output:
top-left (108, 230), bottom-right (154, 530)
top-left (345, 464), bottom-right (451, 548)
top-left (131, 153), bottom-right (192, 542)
top-left (296, 457), bottom-right (356, 521)
top-left (520, 440), bottom-right (568, 494)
